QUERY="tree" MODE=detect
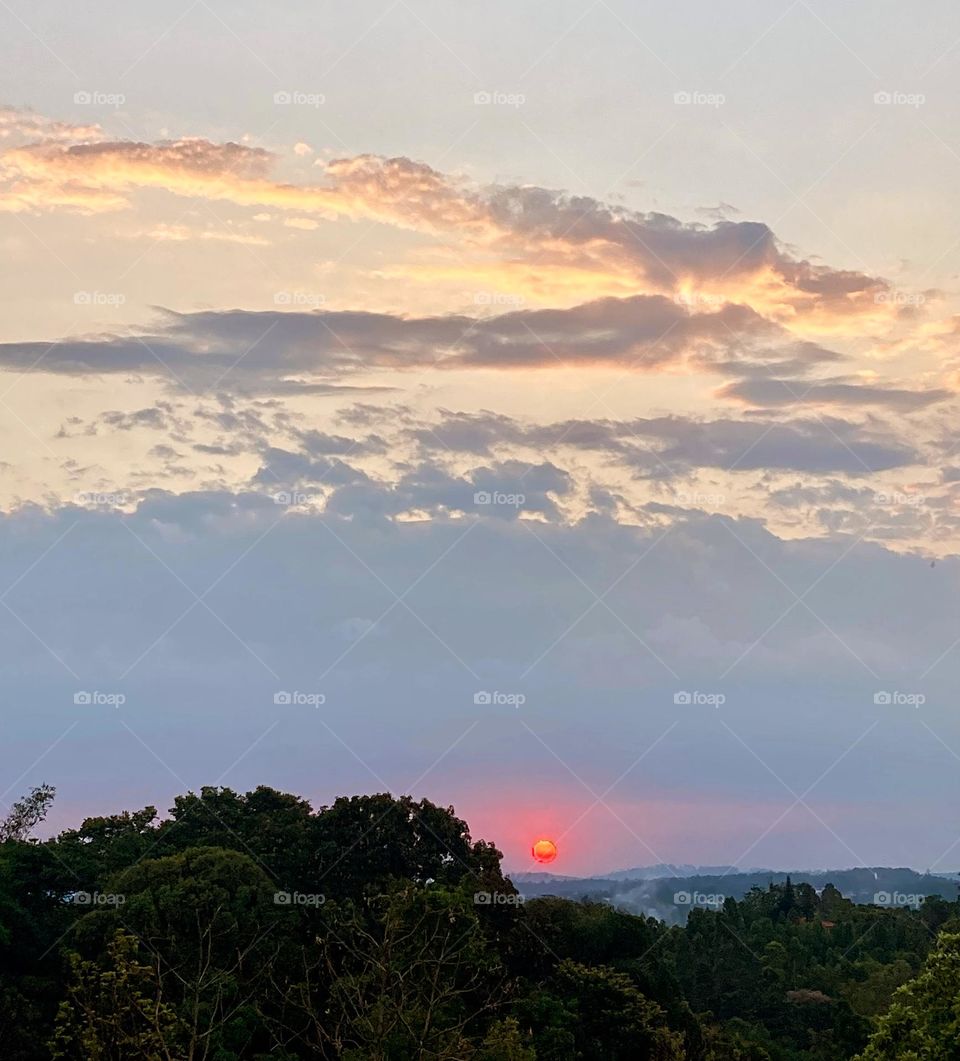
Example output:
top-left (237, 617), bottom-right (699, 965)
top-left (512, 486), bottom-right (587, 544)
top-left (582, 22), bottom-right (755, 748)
top-left (308, 793), bottom-right (507, 899)
top-left (279, 884), bottom-right (505, 1060)
top-left (52, 806), bottom-right (159, 882)
top-left (155, 785), bottom-right (314, 884)
top-left (522, 959), bottom-right (684, 1060)
top-left (856, 931), bottom-right (960, 1059)
top-left (65, 846), bottom-right (287, 1060)
top-left (476, 1017), bottom-right (536, 1060)
top-left (49, 932), bottom-right (180, 1061)
top-left (0, 838), bottom-right (73, 1060)
top-left (0, 784), bottom-right (56, 842)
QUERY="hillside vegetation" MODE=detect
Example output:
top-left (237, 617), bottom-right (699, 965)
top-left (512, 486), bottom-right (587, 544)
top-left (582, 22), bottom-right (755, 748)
top-left (1, 784), bottom-right (958, 1059)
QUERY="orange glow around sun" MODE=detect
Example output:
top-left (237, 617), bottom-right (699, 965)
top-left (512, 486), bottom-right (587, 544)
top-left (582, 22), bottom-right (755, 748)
top-left (531, 838), bottom-right (558, 864)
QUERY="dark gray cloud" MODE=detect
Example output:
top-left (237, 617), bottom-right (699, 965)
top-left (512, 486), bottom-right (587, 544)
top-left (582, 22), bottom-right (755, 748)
top-left (0, 296), bottom-right (840, 394)
top-left (297, 428), bottom-right (387, 457)
top-left (325, 460), bottom-right (572, 523)
top-left (3, 495), bottom-right (959, 869)
top-left (405, 410), bottom-right (525, 456)
top-left (484, 184), bottom-right (889, 312)
top-left (404, 409), bottom-right (919, 477)
top-left (719, 378), bottom-right (952, 411)
top-left (621, 416), bottom-right (916, 476)
top-left (252, 448), bottom-right (371, 489)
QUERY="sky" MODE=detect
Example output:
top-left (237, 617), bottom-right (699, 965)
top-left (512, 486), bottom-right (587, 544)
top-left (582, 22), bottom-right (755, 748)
top-left (2, 0), bottom-right (960, 876)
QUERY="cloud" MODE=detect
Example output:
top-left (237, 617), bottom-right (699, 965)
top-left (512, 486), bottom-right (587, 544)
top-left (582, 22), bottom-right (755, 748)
top-left (0, 296), bottom-right (840, 395)
top-left (403, 408), bottom-right (918, 477)
top-left (604, 414), bottom-right (916, 476)
top-left (481, 185), bottom-right (889, 320)
top-left (324, 460), bottom-right (572, 522)
top-left (0, 105), bottom-right (103, 143)
top-left (0, 132), bottom-right (270, 213)
top-left (4, 495), bottom-right (960, 868)
top-left (405, 410), bottom-right (525, 456)
top-left (0, 133), bottom-right (479, 230)
top-left (130, 222), bottom-right (271, 246)
top-left (252, 448), bottom-right (371, 489)
top-left (0, 111), bottom-right (895, 328)
top-left (719, 377), bottom-right (952, 411)
top-left (604, 415), bottom-right (918, 475)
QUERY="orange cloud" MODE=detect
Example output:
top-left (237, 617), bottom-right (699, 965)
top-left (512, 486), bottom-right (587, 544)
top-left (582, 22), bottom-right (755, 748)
top-left (0, 108), bottom-right (918, 336)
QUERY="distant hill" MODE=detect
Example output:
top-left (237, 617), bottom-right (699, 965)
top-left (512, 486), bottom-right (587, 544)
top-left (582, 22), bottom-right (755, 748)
top-left (510, 866), bottom-right (960, 925)
top-left (603, 863), bottom-right (749, 881)
top-left (508, 871), bottom-right (580, 883)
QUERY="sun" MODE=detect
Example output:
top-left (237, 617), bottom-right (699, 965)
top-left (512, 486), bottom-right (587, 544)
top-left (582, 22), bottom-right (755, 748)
top-left (531, 838), bottom-right (558, 864)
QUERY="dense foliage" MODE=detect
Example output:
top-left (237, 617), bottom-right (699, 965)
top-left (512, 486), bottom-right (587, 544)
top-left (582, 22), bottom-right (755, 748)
top-left (1, 784), bottom-right (958, 1059)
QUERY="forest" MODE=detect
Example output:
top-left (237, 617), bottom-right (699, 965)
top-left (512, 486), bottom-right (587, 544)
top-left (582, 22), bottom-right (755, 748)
top-left (1, 783), bottom-right (957, 1060)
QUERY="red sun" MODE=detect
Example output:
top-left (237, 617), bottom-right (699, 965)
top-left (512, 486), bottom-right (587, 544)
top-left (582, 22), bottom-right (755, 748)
top-left (531, 838), bottom-right (558, 864)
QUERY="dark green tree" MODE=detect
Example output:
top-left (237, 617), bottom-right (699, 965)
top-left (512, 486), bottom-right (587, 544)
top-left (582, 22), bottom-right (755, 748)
top-left (856, 931), bottom-right (960, 1059)
top-left (0, 784), bottom-right (56, 842)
